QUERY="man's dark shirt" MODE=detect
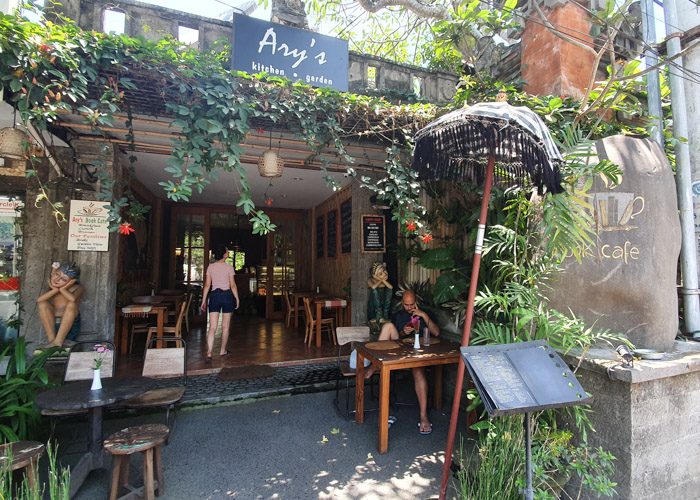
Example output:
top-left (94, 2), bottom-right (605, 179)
top-left (392, 309), bottom-right (427, 338)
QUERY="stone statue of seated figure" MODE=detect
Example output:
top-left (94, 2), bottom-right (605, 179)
top-left (367, 262), bottom-right (393, 326)
top-left (36, 262), bottom-right (84, 348)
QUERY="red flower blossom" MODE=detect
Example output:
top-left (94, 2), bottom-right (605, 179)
top-left (39, 44), bottom-right (52, 54)
top-left (118, 222), bottom-right (135, 235)
top-left (256, 128), bottom-right (266, 135)
top-left (420, 233), bottom-right (433, 244)
top-left (264, 197), bottom-right (273, 206)
top-left (406, 220), bottom-right (417, 232)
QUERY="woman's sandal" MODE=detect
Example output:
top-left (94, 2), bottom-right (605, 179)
top-left (220, 349), bottom-right (230, 356)
top-left (206, 354), bottom-right (213, 362)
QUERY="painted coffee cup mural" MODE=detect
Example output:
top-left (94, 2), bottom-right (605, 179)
top-left (594, 192), bottom-right (645, 231)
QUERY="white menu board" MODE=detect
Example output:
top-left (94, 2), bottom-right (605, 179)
top-left (67, 200), bottom-right (110, 251)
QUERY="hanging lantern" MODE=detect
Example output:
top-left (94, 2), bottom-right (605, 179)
top-left (257, 150), bottom-right (284, 178)
top-left (0, 127), bottom-right (29, 160)
top-left (257, 130), bottom-right (284, 178)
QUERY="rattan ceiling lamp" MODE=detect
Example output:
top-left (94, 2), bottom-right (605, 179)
top-left (0, 109), bottom-right (30, 164)
top-left (257, 130), bottom-right (284, 178)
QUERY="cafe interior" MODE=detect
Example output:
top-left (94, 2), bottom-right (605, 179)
top-left (51, 113), bottom-right (399, 375)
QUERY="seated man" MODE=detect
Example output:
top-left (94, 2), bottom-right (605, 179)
top-left (36, 262), bottom-right (84, 348)
top-left (373, 290), bottom-right (440, 435)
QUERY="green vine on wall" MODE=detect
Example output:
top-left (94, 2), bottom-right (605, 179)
top-left (0, 12), bottom-right (436, 235)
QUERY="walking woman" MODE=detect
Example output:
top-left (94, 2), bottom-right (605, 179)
top-left (200, 244), bottom-right (240, 361)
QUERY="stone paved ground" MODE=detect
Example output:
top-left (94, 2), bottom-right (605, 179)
top-left (158, 361), bottom-right (340, 405)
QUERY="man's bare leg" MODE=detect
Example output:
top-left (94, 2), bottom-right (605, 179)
top-left (364, 322), bottom-right (399, 378)
top-left (413, 367), bottom-right (431, 433)
top-left (37, 300), bottom-right (57, 344)
top-left (51, 301), bottom-right (78, 347)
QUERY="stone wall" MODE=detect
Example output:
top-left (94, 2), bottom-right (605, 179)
top-left (566, 343), bottom-right (700, 499)
top-left (52, 0), bottom-right (458, 104)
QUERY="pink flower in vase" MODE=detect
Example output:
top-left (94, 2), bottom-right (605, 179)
top-left (410, 315), bottom-right (421, 332)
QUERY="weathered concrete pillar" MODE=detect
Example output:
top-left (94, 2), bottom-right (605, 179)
top-left (566, 344), bottom-right (700, 499)
top-left (21, 140), bottom-right (121, 346)
top-left (350, 177), bottom-right (384, 327)
top-left (521, 1), bottom-right (595, 98)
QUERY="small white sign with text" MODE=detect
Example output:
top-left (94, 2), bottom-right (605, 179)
top-left (67, 200), bottom-right (110, 251)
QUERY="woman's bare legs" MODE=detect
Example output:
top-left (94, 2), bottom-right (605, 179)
top-left (206, 311), bottom-right (220, 358)
top-left (219, 312), bottom-right (232, 355)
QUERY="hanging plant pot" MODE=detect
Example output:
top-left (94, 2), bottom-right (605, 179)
top-left (257, 150), bottom-right (284, 178)
top-left (0, 127), bottom-right (29, 161)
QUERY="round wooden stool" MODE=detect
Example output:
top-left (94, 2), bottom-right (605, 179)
top-left (103, 424), bottom-right (169, 500)
top-left (0, 441), bottom-right (45, 490)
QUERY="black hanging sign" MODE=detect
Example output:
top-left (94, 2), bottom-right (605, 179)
top-left (461, 340), bottom-right (591, 417)
top-left (362, 214), bottom-right (385, 253)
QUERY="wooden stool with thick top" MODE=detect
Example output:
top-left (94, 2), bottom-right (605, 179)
top-left (0, 441), bottom-right (45, 490)
top-left (103, 424), bottom-right (169, 500)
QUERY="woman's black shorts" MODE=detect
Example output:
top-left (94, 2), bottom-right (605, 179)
top-left (208, 288), bottom-right (236, 313)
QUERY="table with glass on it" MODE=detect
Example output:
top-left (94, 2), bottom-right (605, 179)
top-left (354, 338), bottom-right (461, 453)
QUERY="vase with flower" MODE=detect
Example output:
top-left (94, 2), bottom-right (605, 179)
top-left (91, 344), bottom-right (110, 390)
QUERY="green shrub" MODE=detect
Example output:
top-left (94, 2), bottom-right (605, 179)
top-left (0, 338), bottom-right (55, 442)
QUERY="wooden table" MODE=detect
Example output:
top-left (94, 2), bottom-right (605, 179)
top-left (35, 377), bottom-right (154, 498)
top-left (119, 305), bottom-right (168, 355)
top-left (291, 291), bottom-right (314, 328)
top-left (355, 339), bottom-right (461, 453)
top-left (314, 297), bottom-right (351, 347)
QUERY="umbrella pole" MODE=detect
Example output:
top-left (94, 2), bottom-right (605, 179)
top-left (439, 154), bottom-right (496, 500)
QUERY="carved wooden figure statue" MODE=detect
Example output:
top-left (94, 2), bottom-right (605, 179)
top-left (367, 262), bottom-right (393, 324)
top-left (36, 262), bottom-right (84, 348)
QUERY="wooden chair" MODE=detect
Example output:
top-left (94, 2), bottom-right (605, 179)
top-left (130, 301), bottom-right (187, 354)
top-left (283, 291), bottom-right (296, 327)
top-left (145, 301), bottom-right (187, 349)
top-left (333, 326), bottom-right (375, 419)
top-left (104, 423), bottom-right (169, 500)
top-left (0, 441), bottom-right (45, 491)
top-left (124, 336), bottom-right (187, 430)
top-left (182, 292), bottom-right (193, 334)
top-left (303, 297), bottom-right (335, 346)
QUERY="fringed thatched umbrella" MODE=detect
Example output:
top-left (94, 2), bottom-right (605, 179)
top-left (412, 93), bottom-right (563, 500)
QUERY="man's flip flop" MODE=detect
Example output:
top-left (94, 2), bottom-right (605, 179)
top-left (418, 422), bottom-right (433, 435)
top-left (388, 415), bottom-right (398, 428)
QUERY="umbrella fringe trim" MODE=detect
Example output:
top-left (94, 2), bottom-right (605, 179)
top-left (412, 117), bottom-right (563, 194)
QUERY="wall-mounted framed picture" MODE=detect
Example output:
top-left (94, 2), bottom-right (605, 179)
top-left (327, 209), bottom-right (337, 258)
top-left (340, 199), bottom-right (351, 254)
top-left (316, 214), bottom-right (325, 258)
top-left (362, 214), bottom-right (385, 253)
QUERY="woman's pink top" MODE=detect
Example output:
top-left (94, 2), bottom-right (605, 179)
top-left (206, 261), bottom-right (235, 290)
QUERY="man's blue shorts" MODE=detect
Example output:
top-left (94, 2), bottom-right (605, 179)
top-left (208, 289), bottom-right (236, 313)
